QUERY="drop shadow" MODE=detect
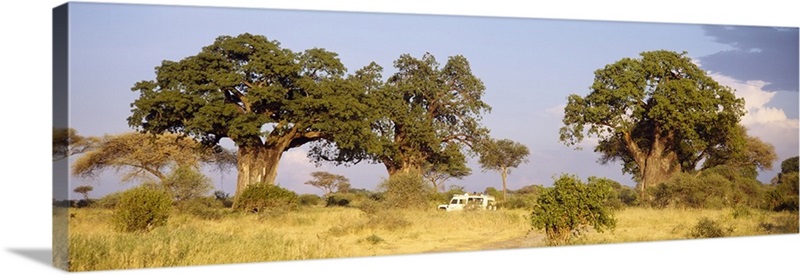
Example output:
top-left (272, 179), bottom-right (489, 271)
top-left (7, 248), bottom-right (54, 268)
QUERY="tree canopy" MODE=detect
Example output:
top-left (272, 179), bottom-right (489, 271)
top-left (72, 132), bottom-right (234, 182)
top-left (478, 138), bottom-right (530, 200)
top-left (303, 171), bottom-right (350, 198)
top-left (53, 128), bottom-right (98, 161)
top-left (322, 53), bottom-right (492, 178)
top-left (560, 50), bottom-right (745, 195)
top-left (128, 33), bottom-right (377, 200)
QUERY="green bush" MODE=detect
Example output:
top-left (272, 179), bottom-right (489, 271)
top-left (111, 186), bottom-right (172, 233)
top-left (500, 193), bottom-right (538, 209)
top-left (767, 172), bottom-right (799, 212)
top-left (298, 194), bottom-right (323, 206)
top-left (179, 196), bottom-right (228, 220)
top-left (379, 172), bottom-right (434, 209)
top-left (91, 191), bottom-right (124, 209)
top-left (648, 170), bottom-right (765, 209)
top-left (234, 183), bottom-right (299, 213)
top-left (530, 174), bottom-right (617, 245)
top-left (690, 217), bottom-right (731, 238)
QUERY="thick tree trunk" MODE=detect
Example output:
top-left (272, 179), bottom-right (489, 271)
top-left (622, 127), bottom-right (680, 201)
top-left (233, 146), bottom-right (283, 205)
top-left (637, 133), bottom-right (680, 201)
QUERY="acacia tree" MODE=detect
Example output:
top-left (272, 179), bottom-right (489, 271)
top-left (560, 50), bottom-right (745, 197)
top-left (128, 33), bottom-right (377, 201)
top-left (422, 143), bottom-right (472, 192)
top-left (73, 185), bottom-right (93, 201)
top-left (303, 171), bottom-right (350, 198)
top-left (53, 128), bottom-right (98, 161)
top-left (478, 138), bottom-right (530, 200)
top-left (72, 132), bottom-right (234, 182)
top-left (701, 125), bottom-right (777, 178)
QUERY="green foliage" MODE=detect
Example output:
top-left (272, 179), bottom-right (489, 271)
top-left (766, 156), bottom-right (799, 212)
top-left (701, 125), bottom-right (777, 178)
top-left (128, 33), bottom-right (380, 197)
top-left (213, 190), bottom-right (233, 208)
top-left (690, 217), bottom-right (732, 238)
top-left (379, 172), bottom-right (434, 209)
top-left (560, 50), bottom-right (745, 192)
top-left (158, 165), bottom-right (214, 204)
top-left (298, 194), bottom-right (323, 206)
top-left (500, 194), bottom-right (538, 209)
top-left (780, 156), bottom-right (799, 175)
top-left (530, 174), bottom-right (617, 245)
top-left (179, 196), bottom-right (228, 220)
top-left (91, 192), bottom-right (124, 209)
top-left (304, 171), bottom-right (350, 198)
top-left (649, 167), bottom-right (766, 209)
top-left (234, 183), bottom-right (299, 213)
top-left (112, 186), bottom-right (172, 233)
top-left (336, 52), bottom-right (491, 177)
top-left (325, 193), bottom-right (355, 207)
top-left (767, 171), bottom-right (799, 212)
top-left (478, 138), bottom-right (530, 199)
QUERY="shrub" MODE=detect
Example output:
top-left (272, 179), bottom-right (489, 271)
top-left (234, 183), bottom-right (299, 213)
top-left (178, 196), bottom-right (228, 220)
top-left (91, 191), bottom-right (124, 209)
top-left (213, 190), bottom-right (233, 208)
top-left (530, 174), bottom-right (617, 245)
top-left (500, 193), bottom-right (538, 209)
top-left (690, 217), bottom-right (731, 238)
top-left (380, 172), bottom-right (434, 209)
top-left (298, 194), bottom-right (323, 206)
top-left (326, 193), bottom-right (355, 207)
top-left (111, 186), bottom-right (172, 233)
top-left (767, 172), bottom-right (799, 212)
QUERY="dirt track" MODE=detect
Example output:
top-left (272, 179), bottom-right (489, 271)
top-left (426, 231), bottom-right (547, 253)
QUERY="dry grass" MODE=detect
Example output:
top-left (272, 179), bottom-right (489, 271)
top-left (64, 206), bottom-right (797, 271)
top-left (570, 207), bottom-right (799, 245)
top-left (66, 207), bottom-right (530, 271)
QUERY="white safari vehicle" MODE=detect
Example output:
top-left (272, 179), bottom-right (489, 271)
top-left (438, 192), bottom-right (497, 211)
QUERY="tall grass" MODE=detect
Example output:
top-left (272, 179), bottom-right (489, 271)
top-left (65, 206), bottom-right (797, 271)
top-left (569, 207), bottom-right (798, 245)
top-left (66, 207), bottom-right (528, 271)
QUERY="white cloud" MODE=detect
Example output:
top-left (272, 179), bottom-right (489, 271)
top-left (709, 72), bottom-right (799, 179)
top-left (708, 72), bottom-right (797, 127)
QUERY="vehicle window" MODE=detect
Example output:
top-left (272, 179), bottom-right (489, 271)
top-left (451, 199), bottom-right (458, 204)
top-left (458, 199), bottom-right (464, 204)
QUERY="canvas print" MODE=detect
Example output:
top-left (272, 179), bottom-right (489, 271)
top-left (52, 1), bottom-right (799, 272)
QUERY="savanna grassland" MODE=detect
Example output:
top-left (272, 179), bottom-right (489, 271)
top-left (62, 205), bottom-right (797, 271)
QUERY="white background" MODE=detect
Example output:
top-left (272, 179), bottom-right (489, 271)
top-left (1, 1), bottom-right (797, 274)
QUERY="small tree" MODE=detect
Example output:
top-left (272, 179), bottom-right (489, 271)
top-left (304, 171), bottom-right (350, 198)
top-left (156, 165), bottom-right (214, 204)
top-left (73, 185), bottom-right (93, 201)
top-left (530, 174), bottom-right (617, 245)
top-left (380, 172), bottom-right (433, 209)
top-left (478, 138), bottom-right (530, 200)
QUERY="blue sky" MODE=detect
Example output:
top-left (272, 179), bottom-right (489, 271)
top-left (59, 2), bottom-right (799, 199)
